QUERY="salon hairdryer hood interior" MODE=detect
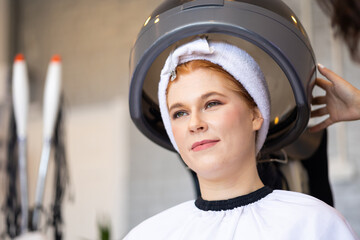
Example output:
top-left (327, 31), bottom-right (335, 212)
top-left (129, 0), bottom-right (322, 157)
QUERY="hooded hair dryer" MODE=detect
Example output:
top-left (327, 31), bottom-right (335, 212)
top-left (129, 0), bottom-right (320, 156)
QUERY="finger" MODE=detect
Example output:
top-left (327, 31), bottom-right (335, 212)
top-left (308, 118), bottom-right (333, 133)
top-left (311, 107), bottom-right (328, 117)
top-left (317, 63), bottom-right (345, 85)
top-left (311, 96), bottom-right (326, 105)
top-left (314, 77), bottom-right (331, 90)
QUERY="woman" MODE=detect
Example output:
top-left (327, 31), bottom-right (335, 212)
top-left (124, 38), bottom-right (358, 239)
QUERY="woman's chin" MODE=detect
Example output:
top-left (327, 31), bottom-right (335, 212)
top-left (186, 156), bottom-right (232, 180)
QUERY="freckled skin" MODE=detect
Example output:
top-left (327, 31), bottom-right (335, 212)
top-left (167, 68), bottom-right (264, 200)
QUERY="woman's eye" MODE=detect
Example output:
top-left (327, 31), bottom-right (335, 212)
top-left (205, 101), bottom-right (221, 109)
top-left (173, 111), bottom-right (188, 119)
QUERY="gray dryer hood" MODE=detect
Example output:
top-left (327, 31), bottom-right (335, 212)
top-left (129, 0), bottom-right (317, 154)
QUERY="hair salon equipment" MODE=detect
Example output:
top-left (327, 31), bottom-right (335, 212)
top-left (2, 54), bottom-right (68, 240)
top-left (129, 0), bottom-right (320, 155)
top-left (33, 55), bottom-right (63, 231)
top-left (12, 54), bottom-right (30, 234)
top-left (129, 0), bottom-right (331, 204)
top-left (4, 109), bottom-right (22, 238)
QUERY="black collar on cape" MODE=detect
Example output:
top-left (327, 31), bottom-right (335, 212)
top-left (195, 186), bottom-right (273, 211)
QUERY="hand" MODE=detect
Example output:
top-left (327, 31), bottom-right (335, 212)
top-left (309, 64), bottom-right (360, 132)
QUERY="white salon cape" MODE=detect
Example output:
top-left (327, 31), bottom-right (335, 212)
top-left (124, 187), bottom-right (358, 240)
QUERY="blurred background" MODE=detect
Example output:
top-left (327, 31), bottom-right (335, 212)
top-left (0, 0), bottom-right (359, 239)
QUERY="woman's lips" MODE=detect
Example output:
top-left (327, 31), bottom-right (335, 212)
top-left (191, 139), bottom-right (220, 152)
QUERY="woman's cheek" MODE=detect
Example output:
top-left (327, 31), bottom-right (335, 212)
top-left (172, 124), bottom-right (186, 148)
top-left (215, 108), bottom-right (239, 128)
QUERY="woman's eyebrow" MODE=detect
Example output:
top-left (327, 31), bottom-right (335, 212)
top-left (168, 103), bottom-right (185, 113)
top-left (169, 92), bottom-right (226, 112)
top-left (201, 91), bottom-right (226, 100)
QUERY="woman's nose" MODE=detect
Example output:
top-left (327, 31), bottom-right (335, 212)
top-left (188, 113), bottom-right (208, 133)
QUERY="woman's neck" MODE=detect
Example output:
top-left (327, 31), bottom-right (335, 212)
top-left (198, 162), bottom-right (264, 201)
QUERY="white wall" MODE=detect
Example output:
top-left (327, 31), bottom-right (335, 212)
top-left (0, 0), bottom-right (11, 236)
top-left (0, 0), bottom-right (10, 102)
top-left (27, 98), bottom-right (130, 239)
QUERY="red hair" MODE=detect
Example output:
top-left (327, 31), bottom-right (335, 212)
top-left (166, 60), bottom-right (257, 109)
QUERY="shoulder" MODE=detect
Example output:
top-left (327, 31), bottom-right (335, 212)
top-left (270, 190), bottom-right (334, 207)
top-left (262, 190), bottom-right (357, 239)
top-left (267, 190), bottom-right (340, 217)
top-left (124, 200), bottom-right (196, 239)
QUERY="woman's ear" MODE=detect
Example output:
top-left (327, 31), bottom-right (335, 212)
top-left (252, 107), bottom-right (263, 131)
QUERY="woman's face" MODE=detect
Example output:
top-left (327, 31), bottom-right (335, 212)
top-left (167, 68), bottom-right (263, 181)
